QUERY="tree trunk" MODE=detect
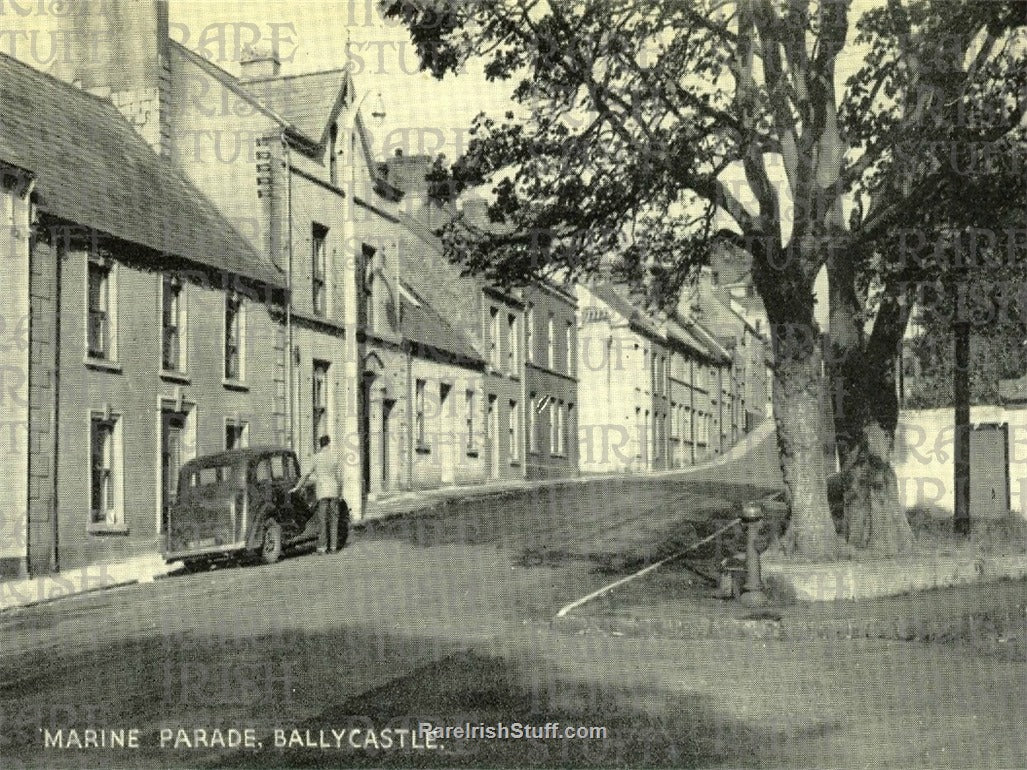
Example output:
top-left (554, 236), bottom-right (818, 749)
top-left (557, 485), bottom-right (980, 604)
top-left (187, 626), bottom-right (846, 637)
top-left (839, 422), bottom-right (915, 554)
top-left (772, 328), bottom-right (841, 560)
top-left (826, 235), bottom-right (916, 555)
top-left (834, 360), bottom-right (915, 555)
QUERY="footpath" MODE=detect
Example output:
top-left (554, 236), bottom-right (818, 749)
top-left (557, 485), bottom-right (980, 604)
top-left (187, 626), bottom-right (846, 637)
top-left (0, 423), bottom-right (778, 613)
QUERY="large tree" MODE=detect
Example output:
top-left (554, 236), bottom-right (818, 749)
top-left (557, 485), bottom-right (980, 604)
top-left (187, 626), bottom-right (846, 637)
top-left (385, 0), bottom-right (1027, 558)
top-left (833, 0), bottom-right (1026, 550)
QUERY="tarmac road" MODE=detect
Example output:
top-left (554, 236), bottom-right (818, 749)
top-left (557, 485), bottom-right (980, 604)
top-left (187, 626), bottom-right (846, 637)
top-left (2, 439), bottom-right (1024, 768)
top-left (0, 462), bottom-right (775, 769)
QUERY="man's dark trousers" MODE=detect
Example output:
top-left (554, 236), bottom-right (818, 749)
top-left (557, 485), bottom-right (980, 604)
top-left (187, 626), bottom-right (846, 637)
top-left (315, 498), bottom-right (340, 552)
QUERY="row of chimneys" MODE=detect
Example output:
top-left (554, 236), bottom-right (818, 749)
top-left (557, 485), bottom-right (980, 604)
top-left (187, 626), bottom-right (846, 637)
top-left (41, 0), bottom-right (468, 206)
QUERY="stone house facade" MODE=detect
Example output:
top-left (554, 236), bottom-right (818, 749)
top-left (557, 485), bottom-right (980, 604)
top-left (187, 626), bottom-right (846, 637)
top-left (576, 283), bottom-right (732, 474)
top-left (0, 50), bottom-right (286, 576)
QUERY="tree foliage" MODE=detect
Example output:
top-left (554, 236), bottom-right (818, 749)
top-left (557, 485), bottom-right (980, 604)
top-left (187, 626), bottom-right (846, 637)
top-left (384, 0), bottom-right (1027, 557)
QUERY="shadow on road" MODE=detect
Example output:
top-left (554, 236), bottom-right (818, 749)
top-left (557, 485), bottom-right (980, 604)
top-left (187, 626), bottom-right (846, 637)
top-left (207, 645), bottom-right (830, 768)
top-left (360, 476), bottom-right (778, 574)
top-left (0, 614), bottom-right (835, 769)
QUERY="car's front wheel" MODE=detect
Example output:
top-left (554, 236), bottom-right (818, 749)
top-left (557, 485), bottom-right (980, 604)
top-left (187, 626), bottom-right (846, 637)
top-left (259, 519), bottom-right (283, 564)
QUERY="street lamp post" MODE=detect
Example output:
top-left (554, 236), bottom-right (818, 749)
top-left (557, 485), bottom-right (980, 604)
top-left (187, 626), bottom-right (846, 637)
top-left (953, 266), bottom-right (971, 537)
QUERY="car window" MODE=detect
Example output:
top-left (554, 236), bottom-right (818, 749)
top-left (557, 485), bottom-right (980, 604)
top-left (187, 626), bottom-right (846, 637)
top-left (253, 459), bottom-right (272, 483)
top-left (270, 455), bottom-right (285, 479)
top-left (189, 465), bottom-right (232, 487)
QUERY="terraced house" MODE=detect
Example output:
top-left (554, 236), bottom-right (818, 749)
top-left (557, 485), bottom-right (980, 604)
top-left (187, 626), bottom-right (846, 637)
top-left (575, 280), bottom-right (767, 475)
top-left (576, 283), bottom-right (729, 473)
top-left (367, 156), bottom-right (579, 485)
top-left (349, 147), bottom-right (493, 495)
top-left (0, 49), bottom-right (287, 576)
top-left (0, 1), bottom-right (775, 578)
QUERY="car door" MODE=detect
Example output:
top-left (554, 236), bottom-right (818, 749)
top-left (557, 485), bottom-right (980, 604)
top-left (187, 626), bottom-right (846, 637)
top-left (281, 452), bottom-right (314, 538)
top-left (249, 457), bottom-right (276, 532)
top-left (263, 453), bottom-right (295, 537)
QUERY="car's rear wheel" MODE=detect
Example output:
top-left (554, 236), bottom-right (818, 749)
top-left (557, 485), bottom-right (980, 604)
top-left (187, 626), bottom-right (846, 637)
top-left (259, 519), bottom-right (283, 564)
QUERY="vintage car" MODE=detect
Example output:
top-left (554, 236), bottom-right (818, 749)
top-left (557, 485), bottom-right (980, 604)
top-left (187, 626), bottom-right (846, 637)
top-left (163, 447), bottom-right (347, 570)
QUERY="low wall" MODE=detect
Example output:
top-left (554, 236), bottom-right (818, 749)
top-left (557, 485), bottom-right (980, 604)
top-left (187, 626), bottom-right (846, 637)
top-left (764, 554), bottom-right (1027, 602)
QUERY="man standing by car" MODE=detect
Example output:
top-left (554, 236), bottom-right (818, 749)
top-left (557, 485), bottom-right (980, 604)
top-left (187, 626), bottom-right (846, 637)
top-left (291, 435), bottom-right (342, 553)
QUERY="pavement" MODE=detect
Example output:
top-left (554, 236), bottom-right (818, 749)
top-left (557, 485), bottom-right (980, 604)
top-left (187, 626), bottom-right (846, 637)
top-left (554, 560), bottom-right (1027, 649)
top-left (763, 551), bottom-right (1027, 601)
top-left (0, 552), bottom-right (176, 613)
top-left (0, 421), bottom-right (779, 614)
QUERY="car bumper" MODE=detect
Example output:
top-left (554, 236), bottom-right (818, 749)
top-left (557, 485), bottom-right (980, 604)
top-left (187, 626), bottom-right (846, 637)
top-left (163, 541), bottom-right (247, 563)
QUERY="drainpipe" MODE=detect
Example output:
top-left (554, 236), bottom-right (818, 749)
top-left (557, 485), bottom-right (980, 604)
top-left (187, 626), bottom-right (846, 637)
top-left (23, 180), bottom-right (61, 576)
top-left (283, 131), bottom-right (294, 450)
top-left (49, 225), bottom-right (61, 575)
top-left (406, 341), bottom-right (413, 491)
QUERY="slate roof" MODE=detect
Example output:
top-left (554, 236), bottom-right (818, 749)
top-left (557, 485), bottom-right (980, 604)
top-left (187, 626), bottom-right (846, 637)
top-left (240, 69), bottom-right (349, 146)
top-left (665, 315), bottom-right (718, 360)
top-left (681, 318), bottom-right (733, 363)
top-left (589, 283), bottom-right (664, 339)
top-left (0, 51), bottom-right (283, 287)
top-left (400, 282), bottom-right (484, 366)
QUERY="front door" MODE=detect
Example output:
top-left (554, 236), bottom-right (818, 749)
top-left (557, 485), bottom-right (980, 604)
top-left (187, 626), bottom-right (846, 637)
top-left (440, 384), bottom-right (454, 485)
top-left (360, 378), bottom-right (372, 495)
top-left (381, 399), bottom-right (394, 490)
top-left (486, 394), bottom-right (498, 480)
top-left (161, 411), bottom-right (186, 533)
top-left (970, 424), bottom-right (1009, 519)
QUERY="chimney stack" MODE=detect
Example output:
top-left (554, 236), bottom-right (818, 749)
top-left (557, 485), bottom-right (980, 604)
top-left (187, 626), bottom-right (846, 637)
top-left (239, 45), bottom-right (281, 80)
top-left (52, 0), bottom-right (172, 157)
top-left (384, 150), bottom-right (434, 200)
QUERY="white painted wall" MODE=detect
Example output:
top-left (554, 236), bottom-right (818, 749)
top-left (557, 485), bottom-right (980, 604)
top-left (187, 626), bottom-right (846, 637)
top-left (0, 187), bottom-right (31, 573)
top-left (893, 406), bottom-right (1027, 519)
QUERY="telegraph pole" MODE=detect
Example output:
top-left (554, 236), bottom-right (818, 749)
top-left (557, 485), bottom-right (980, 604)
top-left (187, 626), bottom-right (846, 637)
top-left (953, 270), bottom-right (971, 536)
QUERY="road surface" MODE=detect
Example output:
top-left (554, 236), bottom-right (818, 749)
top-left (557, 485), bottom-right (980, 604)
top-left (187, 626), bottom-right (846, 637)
top-left (2, 441), bottom-right (1024, 768)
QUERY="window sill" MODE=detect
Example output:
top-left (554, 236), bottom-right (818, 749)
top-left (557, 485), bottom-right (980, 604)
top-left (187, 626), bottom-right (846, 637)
top-left (465, 449), bottom-right (479, 458)
top-left (84, 357), bottom-right (122, 373)
top-left (509, 460), bottom-right (521, 468)
top-left (88, 523), bottom-right (129, 536)
top-left (161, 370), bottom-right (191, 385)
top-left (549, 453), bottom-right (567, 459)
top-left (222, 378), bottom-right (249, 392)
top-left (415, 443), bottom-right (432, 455)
